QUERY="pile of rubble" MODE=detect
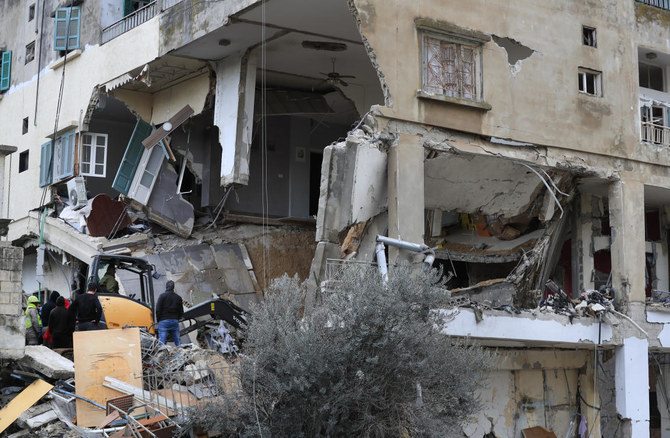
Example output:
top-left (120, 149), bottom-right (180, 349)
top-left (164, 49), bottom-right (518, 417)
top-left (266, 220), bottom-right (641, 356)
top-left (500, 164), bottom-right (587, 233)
top-left (538, 280), bottom-right (615, 320)
top-left (0, 329), bottom-right (240, 438)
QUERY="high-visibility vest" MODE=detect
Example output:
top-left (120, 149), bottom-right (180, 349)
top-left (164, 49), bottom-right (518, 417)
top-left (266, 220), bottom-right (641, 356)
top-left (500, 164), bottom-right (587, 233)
top-left (25, 304), bottom-right (41, 329)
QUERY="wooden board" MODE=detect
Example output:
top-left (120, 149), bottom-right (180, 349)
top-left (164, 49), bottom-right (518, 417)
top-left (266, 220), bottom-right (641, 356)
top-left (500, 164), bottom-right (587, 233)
top-left (73, 328), bottom-right (143, 427)
top-left (0, 379), bottom-right (53, 433)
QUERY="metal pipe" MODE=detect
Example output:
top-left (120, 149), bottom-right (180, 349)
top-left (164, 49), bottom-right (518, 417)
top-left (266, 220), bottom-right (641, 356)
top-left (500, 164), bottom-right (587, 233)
top-left (375, 235), bottom-right (436, 273)
top-left (375, 242), bottom-right (388, 283)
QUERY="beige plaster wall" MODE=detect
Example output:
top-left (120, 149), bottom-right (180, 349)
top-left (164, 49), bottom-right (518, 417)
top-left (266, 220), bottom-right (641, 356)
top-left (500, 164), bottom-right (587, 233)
top-left (1, 20), bottom-right (161, 220)
top-left (354, 0), bottom-right (643, 164)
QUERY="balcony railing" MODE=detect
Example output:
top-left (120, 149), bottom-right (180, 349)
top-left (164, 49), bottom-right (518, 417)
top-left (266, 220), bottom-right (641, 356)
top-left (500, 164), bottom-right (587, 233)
top-left (636, 0), bottom-right (670, 10)
top-left (102, 1), bottom-right (157, 44)
top-left (101, 0), bottom-right (183, 44)
top-left (642, 121), bottom-right (670, 146)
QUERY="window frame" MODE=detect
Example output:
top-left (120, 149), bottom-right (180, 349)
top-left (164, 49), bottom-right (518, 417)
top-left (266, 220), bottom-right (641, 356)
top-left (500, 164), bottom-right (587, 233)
top-left (19, 150), bottom-right (29, 173)
top-left (25, 41), bottom-right (35, 64)
top-left (578, 67), bottom-right (602, 97)
top-left (582, 26), bottom-right (597, 48)
top-left (54, 6), bottom-right (81, 51)
top-left (639, 62), bottom-right (665, 92)
top-left (80, 132), bottom-right (108, 178)
top-left (421, 32), bottom-right (483, 102)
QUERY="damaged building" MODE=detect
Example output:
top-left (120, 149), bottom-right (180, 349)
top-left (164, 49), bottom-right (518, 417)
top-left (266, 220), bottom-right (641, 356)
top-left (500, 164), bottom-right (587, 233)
top-left (2, 0), bottom-right (670, 436)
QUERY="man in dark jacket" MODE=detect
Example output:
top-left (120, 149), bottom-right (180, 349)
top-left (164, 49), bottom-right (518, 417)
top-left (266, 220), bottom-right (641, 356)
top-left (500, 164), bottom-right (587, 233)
top-left (69, 281), bottom-right (106, 331)
top-left (41, 290), bottom-right (60, 327)
top-left (49, 296), bottom-right (74, 348)
top-left (155, 280), bottom-right (183, 346)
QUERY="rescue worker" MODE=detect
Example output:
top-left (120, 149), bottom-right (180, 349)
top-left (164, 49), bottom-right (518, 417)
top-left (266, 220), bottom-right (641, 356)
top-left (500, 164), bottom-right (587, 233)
top-left (69, 281), bottom-right (106, 331)
top-left (25, 295), bottom-right (42, 345)
top-left (155, 280), bottom-right (183, 346)
top-left (99, 265), bottom-right (119, 293)
top-left (49, 296), bottom-right (74, 348)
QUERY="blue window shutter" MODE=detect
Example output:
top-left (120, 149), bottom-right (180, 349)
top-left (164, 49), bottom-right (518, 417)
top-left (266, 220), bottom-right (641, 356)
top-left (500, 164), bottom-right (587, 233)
top-left (67, 7), bottom-right (81, 50)
top-left (113, 119), bottom-right (152, 194)
top-left (0, 51), bottom-right (11, 91)
top-left (54, 7), bottom-right (80, 51)
top-left (40, 141), bottom-right (53, 187)
top-left (58, 132), bottom-right (75, 179)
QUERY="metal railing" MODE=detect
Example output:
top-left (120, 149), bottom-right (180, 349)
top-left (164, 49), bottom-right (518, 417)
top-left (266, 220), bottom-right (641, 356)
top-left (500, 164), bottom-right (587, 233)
top-left (641, 121), bottom-right (670, 146)
top-left (636, 0), bottom-right (670, 10)
top-left (101, 1), bottom-right (158, 44)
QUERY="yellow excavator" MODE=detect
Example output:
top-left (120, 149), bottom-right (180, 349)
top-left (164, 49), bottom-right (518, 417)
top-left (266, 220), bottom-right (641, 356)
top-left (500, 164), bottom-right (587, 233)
top-left (89, 254), bottom-right (248, 337)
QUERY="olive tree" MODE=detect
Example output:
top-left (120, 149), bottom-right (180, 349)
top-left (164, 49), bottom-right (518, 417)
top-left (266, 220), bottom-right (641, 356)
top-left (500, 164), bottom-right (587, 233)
top-left (237, 263), bottom-right (493, 437)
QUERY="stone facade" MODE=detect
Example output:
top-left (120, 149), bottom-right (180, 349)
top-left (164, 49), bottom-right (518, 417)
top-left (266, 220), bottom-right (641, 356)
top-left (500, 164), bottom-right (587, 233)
top-left (0, 242), bottom-right (25, 359)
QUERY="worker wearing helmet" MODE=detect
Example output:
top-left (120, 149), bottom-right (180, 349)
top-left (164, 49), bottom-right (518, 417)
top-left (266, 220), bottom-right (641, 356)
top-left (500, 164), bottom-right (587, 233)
top-left (25, 295), bottom-right (42, 345)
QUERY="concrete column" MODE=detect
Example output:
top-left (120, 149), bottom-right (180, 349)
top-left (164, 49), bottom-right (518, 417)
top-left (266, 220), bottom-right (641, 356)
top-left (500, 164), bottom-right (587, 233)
top-left (387, 133), bottom-right (424, 263)
top-left (575, 193), bottom-right (595, 292)
top-left (615, 337), bottom-right (649, 437)
top-left (609, 179), bottom-right (646, 304)
top-left (0, 243), bottom-right (25, 359)
top-left (213, 53), bottom-right (257, 186)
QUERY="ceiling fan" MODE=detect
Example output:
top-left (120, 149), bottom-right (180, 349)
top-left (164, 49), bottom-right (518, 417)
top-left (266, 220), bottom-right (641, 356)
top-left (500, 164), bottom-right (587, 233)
top-left (314, 58), bottom-right (355, 89)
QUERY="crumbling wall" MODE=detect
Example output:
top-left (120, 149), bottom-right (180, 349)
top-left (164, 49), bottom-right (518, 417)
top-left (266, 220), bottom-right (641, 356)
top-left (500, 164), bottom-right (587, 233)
top-left (460, 349), bottom-right (600, 437)
top-left (0, 243), bottom-right (25, 359)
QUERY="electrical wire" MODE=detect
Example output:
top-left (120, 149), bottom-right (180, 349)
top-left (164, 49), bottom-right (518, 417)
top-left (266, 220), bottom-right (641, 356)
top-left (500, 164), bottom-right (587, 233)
top-left (260, 0), bottom-right (270, 288)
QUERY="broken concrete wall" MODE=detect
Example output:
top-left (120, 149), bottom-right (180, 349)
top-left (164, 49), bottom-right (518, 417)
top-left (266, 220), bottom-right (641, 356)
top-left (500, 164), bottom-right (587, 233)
top-left (316, 129), bottom-right (387, 244)
top-left (461, 349), bottom-right (599, 437)
top-left (0, 243), bottom-right (25, 359)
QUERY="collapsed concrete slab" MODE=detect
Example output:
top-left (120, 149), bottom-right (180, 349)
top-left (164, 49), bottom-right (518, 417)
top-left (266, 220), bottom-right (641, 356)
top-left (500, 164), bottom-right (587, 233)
top-left (20, 346), bottom-right (75, 380)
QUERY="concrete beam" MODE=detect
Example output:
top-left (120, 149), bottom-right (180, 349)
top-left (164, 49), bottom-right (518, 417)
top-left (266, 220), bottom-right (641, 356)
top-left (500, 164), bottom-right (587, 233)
top-left (441, 308), bottom-right (613, 348)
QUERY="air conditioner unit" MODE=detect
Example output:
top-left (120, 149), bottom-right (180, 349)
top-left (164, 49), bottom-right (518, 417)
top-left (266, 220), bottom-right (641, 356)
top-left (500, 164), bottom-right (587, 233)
top-left (67, 176), bottom-right (87, 208)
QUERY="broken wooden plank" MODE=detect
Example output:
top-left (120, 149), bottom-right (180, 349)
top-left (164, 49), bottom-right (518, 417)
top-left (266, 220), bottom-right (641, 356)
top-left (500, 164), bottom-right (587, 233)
top-left (0, 379), bottom-right (53, 433)
top-left (73, 328), bottom-right (143, 427)
top-left (95, 410), bottom-right (121, 429)
top-left (141, 104), bottom-right (194, 149)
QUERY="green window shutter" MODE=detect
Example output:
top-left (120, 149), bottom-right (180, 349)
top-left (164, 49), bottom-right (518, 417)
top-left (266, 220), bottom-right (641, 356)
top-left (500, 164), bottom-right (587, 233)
top-left (113, 119), bottom-right (152, 194)
top-left (0, 51), bottom-right (11, 91)
top-left (123, 0), bottom-right (134, 16)
top-left (54, 7), bottom-right (80, 51)
top-left (39, 141), bottom-right (53, 187)
top-left (58, 132), bottom-right (75, 180)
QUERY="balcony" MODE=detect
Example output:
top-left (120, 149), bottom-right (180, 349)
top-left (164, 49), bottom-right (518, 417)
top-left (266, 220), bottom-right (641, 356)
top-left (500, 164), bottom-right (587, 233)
top-left (101, 0), bottom-right (183, 44)
top-left (636, 0), bottom-right (670, 10)
top-left (641, 120), bottom-right (670, 146)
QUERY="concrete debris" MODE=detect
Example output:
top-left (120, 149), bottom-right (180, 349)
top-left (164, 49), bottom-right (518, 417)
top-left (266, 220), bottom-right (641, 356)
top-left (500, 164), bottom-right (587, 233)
top-left (539, 280), bottom-right (614, 320)
top-left (19, 346), bottom-right (74, 379)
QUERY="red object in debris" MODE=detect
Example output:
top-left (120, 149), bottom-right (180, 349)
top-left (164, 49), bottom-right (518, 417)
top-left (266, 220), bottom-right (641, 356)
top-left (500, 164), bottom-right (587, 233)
top-left (85, 194), bottom-right (131, 238)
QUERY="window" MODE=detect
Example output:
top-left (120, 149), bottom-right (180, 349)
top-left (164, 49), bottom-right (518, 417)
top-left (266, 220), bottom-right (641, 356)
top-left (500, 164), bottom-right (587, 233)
top-left (28, 4), bottom-right (35, 21)
top-left (641, 105), bottom-right (669, 145)
top-left (578, 68), bottom-right (602, 96)
top-left (128, 143), bottom-right (164, 205)
top-left (22, 117), bottom-right (29, 135)
top-left (39, 141), bottom-right (53, 187)
top-left (0, 51), bottom-right (11, 91)
top-left (81, 133), bottom-right (108, 177)
top-left (25, 41), bottom-right (35, 64)
top-left (124, 0), bottom-right (152, 16)
top-left (422, 34), bottom-right (481, 100)
top-left (54, 7), bottom-right (80, 51)
top-left (639, 63), bottom-right (664, 91)
top-left (582, 26), bottom-right (596, 47)
top-left (19, 151), bottom-right (29, 173)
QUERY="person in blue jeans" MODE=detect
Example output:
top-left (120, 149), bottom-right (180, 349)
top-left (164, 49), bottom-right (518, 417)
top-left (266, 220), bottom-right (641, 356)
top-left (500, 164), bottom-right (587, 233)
top-left (155, 280), bottom-right (184, 346)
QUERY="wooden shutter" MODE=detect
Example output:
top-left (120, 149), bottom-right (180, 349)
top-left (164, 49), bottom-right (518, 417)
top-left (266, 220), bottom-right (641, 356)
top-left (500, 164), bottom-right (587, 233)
top-left (0, 51), bottom-right (11, 91)
top-left (54, 7), bottom-right (80, 51)
top-left (58, 132), bottom-right (75, 180)
top-left (123, 0), bottom-right (134, 16)
top-left (39, 141), bottom-right (53, 187)
top-left (112, 119), bottom-right (152, 195)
